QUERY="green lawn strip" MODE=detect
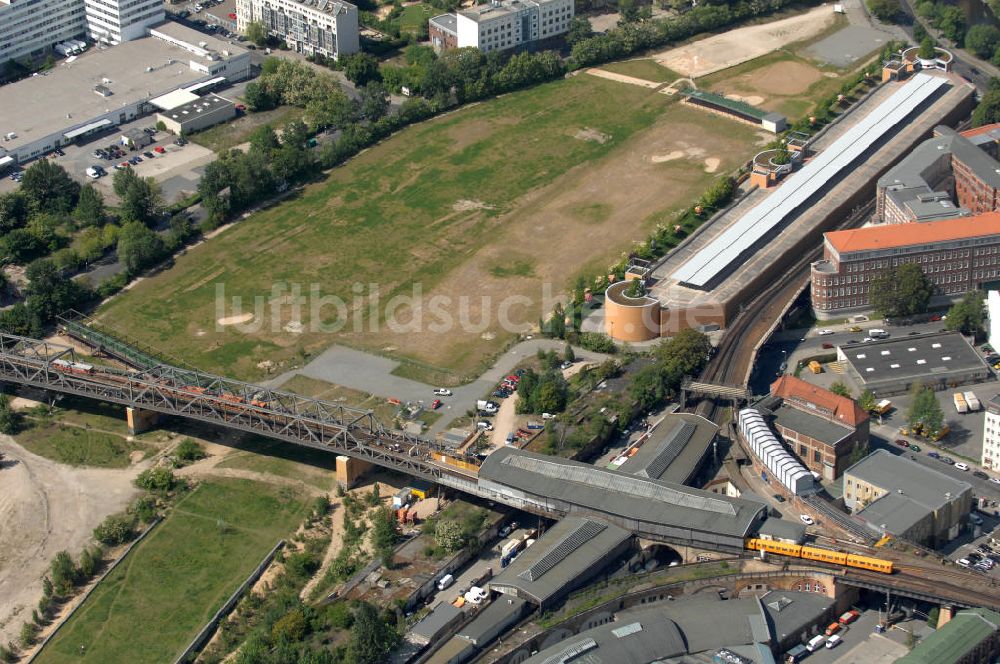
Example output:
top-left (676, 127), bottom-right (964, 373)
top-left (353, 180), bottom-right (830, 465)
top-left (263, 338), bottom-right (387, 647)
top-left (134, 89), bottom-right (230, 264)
top-left (97, 75), bottom-right (667, 381)
top-left (216, 442), bottom-right (336, 492)
top-left (398, 3), bottom-right (433, 32)
top-left (189, 105), bottom-right (305, 153)
top-left (36, 479), bottom-right (308, 664)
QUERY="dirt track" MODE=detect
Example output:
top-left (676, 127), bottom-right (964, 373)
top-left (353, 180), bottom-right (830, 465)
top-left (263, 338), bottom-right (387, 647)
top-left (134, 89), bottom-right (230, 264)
top-left (0, 438), bottom-right (146, 645)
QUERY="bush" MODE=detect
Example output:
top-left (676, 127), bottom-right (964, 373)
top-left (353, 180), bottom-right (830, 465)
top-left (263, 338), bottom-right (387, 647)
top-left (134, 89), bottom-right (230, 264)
top-left (50, 550), bottom-right (78, 595)
top-left (578, 332), bottom-right (617, 354)
top-left (131, 494), bottom-right (158, 523)
top-left (174, 438), bottom-right (206, 464)
top-left (18, 622), bottom-right (37, 648)
top-left (93, 513), bottom-right (135, 546)
top-left (134, 466), bottom-right (177, 492)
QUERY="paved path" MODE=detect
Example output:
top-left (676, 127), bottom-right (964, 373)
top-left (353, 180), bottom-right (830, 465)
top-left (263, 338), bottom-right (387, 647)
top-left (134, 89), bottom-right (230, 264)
top-left (269, 339), bottom-right (613, 435)
top-left (586, 68), bottom-right (662, 89)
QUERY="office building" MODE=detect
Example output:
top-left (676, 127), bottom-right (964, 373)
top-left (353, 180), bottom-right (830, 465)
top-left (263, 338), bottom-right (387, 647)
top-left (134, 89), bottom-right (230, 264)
top-left (157, 94), bottom-right (236, 135)
top-left (812, 212), bottom-right (1000, 317)
top-left (0, 0), bottom-right (163, 64)
top-left (983, 393), bottom-right (1000, 472)
top-left (429, 0), bottom-right (573, 54)
top-left (237, 0), bottom-right (359, 59)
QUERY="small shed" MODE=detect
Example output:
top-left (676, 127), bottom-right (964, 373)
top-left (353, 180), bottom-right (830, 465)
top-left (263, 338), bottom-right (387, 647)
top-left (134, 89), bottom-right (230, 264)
top-left (121, 128), bottom-right (152, 149)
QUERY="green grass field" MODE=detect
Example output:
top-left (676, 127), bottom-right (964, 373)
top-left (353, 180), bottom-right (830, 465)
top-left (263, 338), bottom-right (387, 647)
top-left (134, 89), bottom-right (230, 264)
top-left (37, 479), bottom-right (309, 664)
top-left (398, 3), bottom-right (433, 32)
top-left (97, 74), bottom-right (678, 381)
top-left (598, 59), bottom-right (679, 83)
top-left (15, 421), bottom-right (150, 467)
top-left (190, 105), bottom-right (305, 153)
top-left (216, 435), bottom-right (337, 490)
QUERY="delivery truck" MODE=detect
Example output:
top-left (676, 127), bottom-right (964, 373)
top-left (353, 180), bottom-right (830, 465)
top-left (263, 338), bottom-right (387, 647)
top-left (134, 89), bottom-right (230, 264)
top-left (954, 392), bottom-right (968, 414)
top-left (965, 391), bottom-right (981, 411)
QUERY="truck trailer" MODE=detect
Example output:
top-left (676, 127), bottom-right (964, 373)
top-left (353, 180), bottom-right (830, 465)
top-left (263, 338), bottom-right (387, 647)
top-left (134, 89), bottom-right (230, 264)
top-left (964, 391), bottom-right (981, 411)
top-left (954, 392), bottom-right (968, 414)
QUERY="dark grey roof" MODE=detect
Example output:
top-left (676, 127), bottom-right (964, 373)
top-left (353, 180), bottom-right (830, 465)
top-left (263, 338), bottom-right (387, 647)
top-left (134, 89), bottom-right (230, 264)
top-left (617, 413), bottom-right (718, 484)
top-left (456, 595), bottom-right (527, 645)
top-left (760, 591), bottom-right (835, 644)
top-left (763, 112), bottom-right (786, 122)
top-left (757, 517), bottom-right (807, 543)
top-left (429, 13), bottom-right (457, 33)
top-left (478, 447), bottom-right (766, 539)
top-left (489, 517), bottom-right (630, 605)
top-left (768, 401), bottom-right (852, 447)
top-left (856, 490), bottom-right (933, 535)
top-left (845, 449), bottom-right (972, 513)
top-left (162, 93), bottom-right (233, 121)
top-left (411, 602), bottom-right (464, 640)
top-left (839, 331), bottom-right (987, 385)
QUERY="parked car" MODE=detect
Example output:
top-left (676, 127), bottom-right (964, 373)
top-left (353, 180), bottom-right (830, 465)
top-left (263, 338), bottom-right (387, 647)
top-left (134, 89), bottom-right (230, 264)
top-left (895, 439), bottom-right (910, 448)
top-left (822, 342), bottom-right (834, 349)
top-left (800, 514), bottom-right (814, 526)
top-left (433, 388), bottom-right (452, 396)
top-left (560, 361), bottom-right (572, 370)
top-left (839, 610), bottom-right (861, 625)
top-left (955, 462), bottom-right (970, 471)
top-left (475, 421), bottom-right (494, 431)
top-left (773, 494), bottom-right (785, 503)
top-left (818, 329), bottom-right (834, 335)
top-left (928, 451), bottom-right (941, 459)
top-left (991, 477), bottom-right (1000, 485)
top-left (849, 326), bottom-right (863, 332)
top-left (975, 471), bottom-right (989, 480)
top-left (940, 456), bottom-right (955, 465)
top-left (143, 151), bottom-right (154, 158)
top-left (909, 444), bottom-right (920, 452)
top-left (430, 399), bottom-right (442, 410)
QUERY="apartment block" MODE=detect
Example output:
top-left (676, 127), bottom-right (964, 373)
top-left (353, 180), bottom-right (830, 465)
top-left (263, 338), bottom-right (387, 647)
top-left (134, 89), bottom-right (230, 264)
top-left (429, 0), bottom-right (572, 53)
top-left (237, 0), bottom-right (359, 59)
top-left (84, 0), bottom-right (164, 43)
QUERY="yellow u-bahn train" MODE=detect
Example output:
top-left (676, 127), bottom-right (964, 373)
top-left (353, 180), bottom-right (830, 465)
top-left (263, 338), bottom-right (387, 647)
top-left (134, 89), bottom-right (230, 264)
top-left (746, 538), bottom-right (894, 574)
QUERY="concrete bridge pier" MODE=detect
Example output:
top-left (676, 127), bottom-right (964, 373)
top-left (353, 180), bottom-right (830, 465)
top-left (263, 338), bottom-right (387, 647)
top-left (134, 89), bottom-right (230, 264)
top-left (937, 605), bottom-right (956, 628)
top-left (126, 407), bottom-right (161, 435)
top-left (336, 455), bottom-right (373, 488)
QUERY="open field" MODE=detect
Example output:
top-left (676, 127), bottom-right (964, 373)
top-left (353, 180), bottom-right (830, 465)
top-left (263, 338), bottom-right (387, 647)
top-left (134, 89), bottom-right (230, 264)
top-left (653, 5), bottom-right (840, 77)
top-left (279, 373), bottom-right (400, 422)
top-left (36, 479), bottom-right (308, 664)
top-left (399, 3), bottom-right (433, 32)
top-left (97, 74), bottom-right (757, 383)
top-left (597, 59), bottom-right (679, 83)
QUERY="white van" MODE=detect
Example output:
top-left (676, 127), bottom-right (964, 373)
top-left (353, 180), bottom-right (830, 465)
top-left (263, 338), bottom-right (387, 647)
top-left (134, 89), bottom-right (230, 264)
top-left (869, 328), bottom-right (889, 339)
top-left (436, 573), bottom-right (454, 591)
top-left (806, 635), bottom-right (826, 652)
top-left (826, 634), bottom-right (843, 649)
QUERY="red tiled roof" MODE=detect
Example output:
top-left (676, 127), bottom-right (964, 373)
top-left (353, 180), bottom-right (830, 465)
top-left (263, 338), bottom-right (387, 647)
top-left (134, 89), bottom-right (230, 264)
top-left (770, 375), bottom-right (868, 427)
top-left (960, 123), bottom-right (1000, 139)
top-left (825, 212), bottom-right (1000, 254)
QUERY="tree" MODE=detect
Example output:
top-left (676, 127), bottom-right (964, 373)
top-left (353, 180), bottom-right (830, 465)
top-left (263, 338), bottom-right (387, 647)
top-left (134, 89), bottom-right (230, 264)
top-left (78, 546), bottom-right (101, 577)
top-left (248, 124), bottom-right (281, 155)
top-left (0, 394), bottom-right (21, 435)
top-left (858, 389), bottom-right (877, 413)
top-left (618, 0), bottom-right (640, 23)
top-left (117, 222), bottom-right (165, 276)
top-left (272, 608), bottom-right (308, 643)
top-left (908, 383), bottom-right (944, 433)
top-left (304, 89), bottom-right (353, 130)
top-left (25, 258), bottom-right (87, 323)
top-left (433, 519), bottom-right (467, 552)
top-left (74, 184), bottom-right (105, 227)
top-left (869, 263), bottom-right (933, 317)
top-left (245, 20), bottom-right (269, 47)
top-left (358, 81), bottom-right (391, 122)
top-left (345, 602), bottom-right (399, 664)
top-left (50, 550), bottom-right (78, 596)
top-left (566, 16), bottom-right (593, 45)
top-left (370, 506), bottom-right (400, 566)
top-left (0, 191), bottom-right (29, 233)
top-left (20, 159), bottom-right (80, 214)
top-left (18, 622), bottom-right (36, 649)
top-left (918, 36), bottom-right (936, 59)
top-left (563, 344), bottom-right (576, 363)
top-left (946, 290), bottom-right (985, 336)
top-left (974, 81), bottom-right (1000, 127)
top-left (967, 24), bottom-right (1000, 58)
top-left (119, 175), bottom-right (163, 226)
top-left (343, 53), bottom-right (382, 87)
top-left (829, 381), bottom-right (852, 398)
top-left (2, 228), bottom-right (45, 263)
top-left (867, 0), bottom-right (901, 22)
top-left (243, 80), bottom-right (278, 112)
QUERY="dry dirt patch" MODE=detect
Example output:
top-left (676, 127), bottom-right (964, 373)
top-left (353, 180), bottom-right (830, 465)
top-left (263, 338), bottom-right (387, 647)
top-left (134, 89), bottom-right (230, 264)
top-left (654, 6), bottom-right (835, 78)
top-left (734, 60), bottom-right (824, 96)
top-left (574, 127), bottom-right (611, 144)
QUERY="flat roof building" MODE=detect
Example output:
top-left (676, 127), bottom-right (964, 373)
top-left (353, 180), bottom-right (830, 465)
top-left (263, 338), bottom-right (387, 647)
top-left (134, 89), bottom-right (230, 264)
top-left (835, 331), bottom-right (989, 396)
top-left (477, 447), bottom-right (768, 551)
top-left (408, 602), bottom-right (465, 646)
top-left (429, 0), bottom-right (572, 54)
top-left (488, 516), bottom-right (631, 608)
top-left (896, 608), bottom-right (1000, 664)
top-left (984, 392), bottom-right (1000, 472)
top-left (614, 413), bottom-right (718, 484)
top-left (157, 94), bottom-right (236, 135)
top-left (843, 449), bottom-right (973, 547)
top-left (0, 22), bottom-right (250, 165)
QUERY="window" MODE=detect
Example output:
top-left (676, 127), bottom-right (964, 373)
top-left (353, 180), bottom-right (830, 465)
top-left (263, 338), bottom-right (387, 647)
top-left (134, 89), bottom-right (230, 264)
top-left (814, 450), bottom-right (821, 462)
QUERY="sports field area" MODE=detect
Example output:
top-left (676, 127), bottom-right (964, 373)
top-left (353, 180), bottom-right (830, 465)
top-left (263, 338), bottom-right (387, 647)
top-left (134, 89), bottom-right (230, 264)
top-left (36, 479), bottom-right (308, 664)
top-left (97, 73), bottom-right (758, 383)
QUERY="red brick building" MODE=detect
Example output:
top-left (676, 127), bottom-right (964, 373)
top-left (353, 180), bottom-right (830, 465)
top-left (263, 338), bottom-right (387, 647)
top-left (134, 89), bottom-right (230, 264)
top-left (811, 212), bottom-right (1000, 317)
top-left (762, 376), bottom-right (870, 480)
top-left (429, 14), bottom-right (458, 51)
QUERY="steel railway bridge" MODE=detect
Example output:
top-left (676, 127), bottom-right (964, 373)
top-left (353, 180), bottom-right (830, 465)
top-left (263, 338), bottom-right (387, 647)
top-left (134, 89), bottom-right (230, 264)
top-left (0, 332), bottom-right (479, 488)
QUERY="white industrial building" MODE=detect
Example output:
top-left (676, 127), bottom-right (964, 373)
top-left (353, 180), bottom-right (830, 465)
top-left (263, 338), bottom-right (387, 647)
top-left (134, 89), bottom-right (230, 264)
top-left (984, 393), bottom-right (1000, 472)
top-left (454, 0), bottom-right (573, 52)
top-left (236, 0), bottom-right (359, 59)
top-left (0, 22), bottom-right (250, 166)
top-left (0, 0), bottom-right (163, 63)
